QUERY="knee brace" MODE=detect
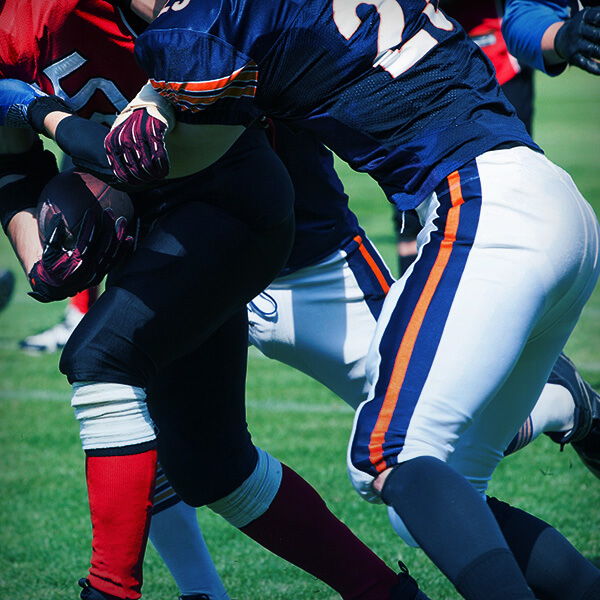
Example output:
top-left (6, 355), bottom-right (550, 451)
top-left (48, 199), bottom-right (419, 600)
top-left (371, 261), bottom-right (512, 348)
top-left (71, 382), bottom-right (156, 451)
top-left (207, 447), bottom-right (282, 528)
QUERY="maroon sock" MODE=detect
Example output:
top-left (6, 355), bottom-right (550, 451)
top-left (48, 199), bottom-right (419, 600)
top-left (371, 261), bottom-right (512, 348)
top-left (240, 463), bottom-right (397, 600)
top-left (86, 447), bottom-right (157, 599)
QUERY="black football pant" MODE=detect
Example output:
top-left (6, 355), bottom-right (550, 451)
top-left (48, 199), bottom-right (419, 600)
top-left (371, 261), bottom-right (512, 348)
top-left (60, 126), bottom-right (295, 503)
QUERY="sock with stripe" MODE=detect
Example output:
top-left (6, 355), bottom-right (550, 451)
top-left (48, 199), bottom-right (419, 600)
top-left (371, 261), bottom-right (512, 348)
top-left (240, 463), bottom-right (399, 600)
top-left (505, 383), bottom-right (575, 455)
top-left (487, 496), bottom-right (600, 599)
top-left (85, 445), bottom-right (157, 599)
top-left (381, 456), bottom-right (536, 600)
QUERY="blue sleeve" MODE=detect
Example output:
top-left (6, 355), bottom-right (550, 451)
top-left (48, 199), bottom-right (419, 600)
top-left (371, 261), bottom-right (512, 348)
top-left (502, 0), bottom-right (571, 76)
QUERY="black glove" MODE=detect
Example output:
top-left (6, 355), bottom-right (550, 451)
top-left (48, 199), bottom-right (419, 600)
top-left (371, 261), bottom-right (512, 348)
top-left (28, 207), bottom-right (133, 303)
top-left (554, 7), bottom-right (600, 75)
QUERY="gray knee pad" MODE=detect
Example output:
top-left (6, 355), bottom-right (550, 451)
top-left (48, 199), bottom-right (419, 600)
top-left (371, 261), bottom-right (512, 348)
top-left (207, 446), bottom-right (282, 528)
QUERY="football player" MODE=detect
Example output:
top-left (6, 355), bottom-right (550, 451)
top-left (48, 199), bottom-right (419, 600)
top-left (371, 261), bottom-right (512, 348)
top-left (503, 0), bottom-right (600, 76)
top-left (0, 2), bottom-right (430, 600)
top-left (105, 1), bottom-right (600, 599)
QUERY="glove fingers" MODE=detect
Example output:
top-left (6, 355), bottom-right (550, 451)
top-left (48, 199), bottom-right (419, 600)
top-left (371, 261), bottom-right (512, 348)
top-left (111, 217), bottom-right (134, 266)
top-left (571, 52), bottom-right (600, 74)
top-left (41, 214), bottom-right (76, 269)
top-left (29, 206), bottom-right (130, 302)
top-left (75, 207), bottom-right (102, 256)
top-left (583, 7), bottom-right (600, 27)
top-left (581, 21), bottom-right (600, 44)
top-left (105, 108), bottom-right (170, 186)
top-left (95, 209), bottom-right (120, 269)
top-left (46, 212), bottom-right (71, 249)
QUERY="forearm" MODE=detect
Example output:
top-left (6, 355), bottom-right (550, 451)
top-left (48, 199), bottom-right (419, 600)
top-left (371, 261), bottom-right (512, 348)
top-left (6, 209), bottom-right (42, 275)
top-left (541, 22), bottom-right (567, 66)
top-left (502, 0), bottom-right (570, 75)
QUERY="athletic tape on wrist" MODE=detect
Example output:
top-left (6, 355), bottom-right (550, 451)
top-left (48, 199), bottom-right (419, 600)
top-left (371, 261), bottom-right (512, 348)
top-left (111, 81), bottom-right (175, 133)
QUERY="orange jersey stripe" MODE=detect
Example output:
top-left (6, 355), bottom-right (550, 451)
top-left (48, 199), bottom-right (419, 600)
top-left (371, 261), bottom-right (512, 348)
top-left (354, 235), bottom-right (391, 294)
top-left (369, 171), bottom-right (465, 471)
top-left (151, 64), bottom-right (256, 94)
top-left (168, 85), bottom-right (255, 106)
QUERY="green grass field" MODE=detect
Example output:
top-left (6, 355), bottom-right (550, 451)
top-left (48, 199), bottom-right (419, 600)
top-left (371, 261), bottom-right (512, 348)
top-left (1, 69), bottom-right (599, 600)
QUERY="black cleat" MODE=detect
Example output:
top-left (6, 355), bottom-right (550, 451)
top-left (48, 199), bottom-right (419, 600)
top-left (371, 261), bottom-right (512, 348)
top-left (389, 561), bottom-right (431, 600)
top-left (545, 353), bottom-right (600, 480)
top-left (546, 353), bottom-right (598, 446)
top-left (572, 422), bottom-right (600, 480)
top-left (78, 579), bottom-right (121, 600)
top-left (179, 595), bottom-right (211, 600)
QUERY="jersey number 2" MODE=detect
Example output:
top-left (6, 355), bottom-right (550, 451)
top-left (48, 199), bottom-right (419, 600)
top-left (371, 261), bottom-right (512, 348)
top-left (332, 0), bottom-right (452, 77)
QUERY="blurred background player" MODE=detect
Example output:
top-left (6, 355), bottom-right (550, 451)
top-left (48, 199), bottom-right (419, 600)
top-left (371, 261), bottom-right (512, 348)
top-left (502, 0), bottom-right (600, 77)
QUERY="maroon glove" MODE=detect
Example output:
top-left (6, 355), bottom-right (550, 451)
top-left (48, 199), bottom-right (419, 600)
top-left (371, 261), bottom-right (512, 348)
top-left (28, 207), bottom-right (133, 303)
top-left (105, 108), bottom-right (170, 187)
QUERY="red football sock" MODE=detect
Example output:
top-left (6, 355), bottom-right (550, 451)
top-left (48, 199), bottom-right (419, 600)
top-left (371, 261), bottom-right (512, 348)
top-left (240, 464), bottom-right (397, 600)
top-left (86, 447), bottom-right (157, 599)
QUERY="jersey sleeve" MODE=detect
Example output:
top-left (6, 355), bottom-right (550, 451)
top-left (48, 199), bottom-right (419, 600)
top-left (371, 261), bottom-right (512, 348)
top-left (502, 0), bottom-right (571, 76)
top-left (135, 27), bottom-right (258, 126)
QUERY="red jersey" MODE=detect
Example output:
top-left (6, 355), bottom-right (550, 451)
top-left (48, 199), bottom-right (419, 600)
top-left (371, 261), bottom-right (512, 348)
top-left (444, 1), bottom-right (520, 86)
top-left (0, 0), bottom-right (147, 124)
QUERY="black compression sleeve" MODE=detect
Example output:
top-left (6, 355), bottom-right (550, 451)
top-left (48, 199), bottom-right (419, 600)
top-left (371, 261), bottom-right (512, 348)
top-left (54, 115), bottom-right (116, 183)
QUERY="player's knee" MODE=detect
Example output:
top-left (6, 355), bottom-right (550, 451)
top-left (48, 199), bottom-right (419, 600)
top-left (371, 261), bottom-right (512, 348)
top-left (346, 446), bottom-right (385, 505)
top-left (71, 382), bottom-right (155, 451)
top-left (207, 447), bottom-right (282, 528)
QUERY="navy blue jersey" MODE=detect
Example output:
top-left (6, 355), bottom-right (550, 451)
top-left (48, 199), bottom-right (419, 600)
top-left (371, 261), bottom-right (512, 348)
top-left (136, 0), bottom-right (539, 210)
top-left (272, 122), bottom-right (360, 275)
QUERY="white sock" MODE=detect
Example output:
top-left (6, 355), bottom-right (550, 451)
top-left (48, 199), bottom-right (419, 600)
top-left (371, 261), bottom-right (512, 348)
top-left (530, 382), bottom-right (575, 437)
top-left (149, 501), bottom-right (230, 599)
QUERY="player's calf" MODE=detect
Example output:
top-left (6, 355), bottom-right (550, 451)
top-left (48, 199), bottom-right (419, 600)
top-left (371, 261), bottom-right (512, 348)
top-left (71, 382), bottom-right (158, 599)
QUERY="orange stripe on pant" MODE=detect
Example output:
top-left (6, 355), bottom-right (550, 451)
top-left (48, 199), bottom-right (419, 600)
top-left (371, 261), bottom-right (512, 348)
top-left (368, 171), bottom-right (465, 472)
top-left (354, 235), bottom-right (391, 294)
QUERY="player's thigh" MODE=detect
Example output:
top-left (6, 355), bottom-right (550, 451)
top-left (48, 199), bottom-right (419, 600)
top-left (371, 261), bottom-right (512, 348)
top-left (447, 311), bottom-right (581, 495)
top-left (145, 308), bottom-right (257, 506)
top-left (61, 198), bottom-right (294, 386)
top-left (248, 236), bottom-right (392, 409)
top-left (398, 149), bottom-right (599, 462)
top-left (349, 148), bottom-right (599, 477)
